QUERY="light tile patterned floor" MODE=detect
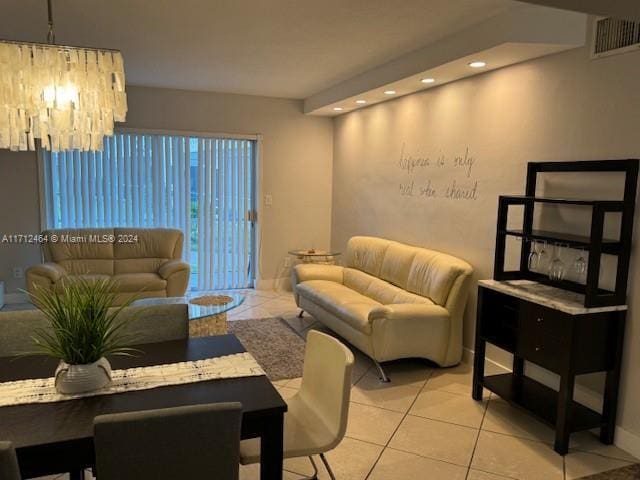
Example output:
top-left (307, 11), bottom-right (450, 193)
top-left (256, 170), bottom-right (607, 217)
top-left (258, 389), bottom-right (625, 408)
top-left (18, 288), bottom-right (638, 480)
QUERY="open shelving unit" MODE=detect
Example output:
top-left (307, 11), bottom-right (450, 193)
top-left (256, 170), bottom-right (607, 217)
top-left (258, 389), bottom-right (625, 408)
top-left (493, 159), bottom-right (639, 308)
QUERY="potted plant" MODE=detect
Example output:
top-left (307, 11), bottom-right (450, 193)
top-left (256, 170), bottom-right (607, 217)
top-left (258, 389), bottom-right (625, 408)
top-left (26, 278), bottom-right (139, 394)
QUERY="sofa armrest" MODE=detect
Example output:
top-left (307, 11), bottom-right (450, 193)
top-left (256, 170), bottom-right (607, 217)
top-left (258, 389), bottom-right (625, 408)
top-left (369, 303), bottom-right (450, 322)
top-left (26, 263), bottom-right (67, 284)
top-left (158, 260), bottom-right (190, 297)
top-left (367, 303), bottom-right (454, 365)
top-left (292, 264), bottom-right (344, 286)
top-left (158, 260), bottom-right (190, 279)
top-left (25, 263), bottom-right (68, 298)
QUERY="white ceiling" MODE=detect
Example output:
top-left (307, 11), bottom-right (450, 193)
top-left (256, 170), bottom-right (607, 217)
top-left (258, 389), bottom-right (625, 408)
top-left (0, 0), bottom-right (514, 99)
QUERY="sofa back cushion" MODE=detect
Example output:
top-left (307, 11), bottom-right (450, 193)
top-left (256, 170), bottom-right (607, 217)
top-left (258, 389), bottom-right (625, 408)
top-left (43, 228), bottom-right (115, 275)
top-left (42, 228), bottom-right (184, 275)
top-left (114, 228), bottom-right (183, 274)
top-left (345, 236), bottom-right (471, 306)
top-left (344, 237), bottom-right (389, 277)
top-left (406, 250), bottom-right (470, 306)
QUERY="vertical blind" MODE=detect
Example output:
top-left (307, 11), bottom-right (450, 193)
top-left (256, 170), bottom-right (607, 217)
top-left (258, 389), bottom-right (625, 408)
top-left (197, 138), bottom-right (254, 290)
top-left (42, 131), bottom-right (256, 290)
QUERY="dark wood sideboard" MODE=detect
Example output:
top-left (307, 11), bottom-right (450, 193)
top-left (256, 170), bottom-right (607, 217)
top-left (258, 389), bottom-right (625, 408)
top-left (472, 280), bottom-right (626, 455)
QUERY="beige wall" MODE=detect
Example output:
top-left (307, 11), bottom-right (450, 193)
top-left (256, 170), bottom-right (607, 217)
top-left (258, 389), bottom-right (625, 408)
top-left (331, 45), bottom-right (640, 439)
top-left (0, 151), bottom-right (42, 293)
top-left (0, 87), bottom-right (333, 293)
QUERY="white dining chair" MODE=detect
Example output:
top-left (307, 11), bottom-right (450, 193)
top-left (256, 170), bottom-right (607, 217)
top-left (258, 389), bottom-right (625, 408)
top-left (240, 329), bottom-right (355, 479)
top-left (0, 441), bottom-right (21, 480)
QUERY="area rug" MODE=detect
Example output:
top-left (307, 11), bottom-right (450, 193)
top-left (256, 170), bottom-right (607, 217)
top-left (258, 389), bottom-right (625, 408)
top-left (228, 317), bottom-right (306, 381)
top-left (579, 464), bottom-right (640, 479)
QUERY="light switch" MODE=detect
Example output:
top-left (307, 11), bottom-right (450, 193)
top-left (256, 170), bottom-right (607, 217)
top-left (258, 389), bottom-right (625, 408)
top-left (264, 194), bottom-right (273, 206)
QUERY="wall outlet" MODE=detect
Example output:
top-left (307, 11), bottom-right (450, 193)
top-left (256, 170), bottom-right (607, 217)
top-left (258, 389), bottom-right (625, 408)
top-left (284, 257), bottom-right (292, 268)
top-left (264, 194), bottom-right (273, 206)
top-left (12, 267), bottom-right (24, 279)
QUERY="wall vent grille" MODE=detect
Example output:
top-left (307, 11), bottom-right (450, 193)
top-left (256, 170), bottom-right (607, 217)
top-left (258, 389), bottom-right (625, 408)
top-left (592, 17), bottom-right (640, 58)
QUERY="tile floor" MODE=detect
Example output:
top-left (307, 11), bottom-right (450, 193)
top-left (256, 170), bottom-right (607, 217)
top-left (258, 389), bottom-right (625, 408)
top-left (8, 288), bottom-right (637, 480)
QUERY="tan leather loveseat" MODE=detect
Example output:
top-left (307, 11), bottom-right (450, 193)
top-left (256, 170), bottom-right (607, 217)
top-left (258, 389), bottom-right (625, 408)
top-left (293, 236), bottom-right (473, 379)
top-left (26, 228), bottom-right (190, 305)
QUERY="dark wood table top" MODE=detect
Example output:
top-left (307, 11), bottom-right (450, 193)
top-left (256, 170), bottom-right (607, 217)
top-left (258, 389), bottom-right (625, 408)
top-left (0, 334), bottom-right (287, 449)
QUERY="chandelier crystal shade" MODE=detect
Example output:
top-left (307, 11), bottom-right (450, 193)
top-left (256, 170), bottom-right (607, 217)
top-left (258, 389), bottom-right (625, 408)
top-left (0, 41), bottom-right (127, 152)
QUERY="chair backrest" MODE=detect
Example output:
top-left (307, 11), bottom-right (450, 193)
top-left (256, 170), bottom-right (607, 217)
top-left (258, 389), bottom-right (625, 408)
top-left (41, 228), bottom-right (184, 275)
top-left (299, 330), bottom-right (354, 447)
top-left (0, 441), bottom-right (21, 480)
top-left (0, 304), bottom-right (188, 357)
top-left (94, 402), bottom-right (242, 480)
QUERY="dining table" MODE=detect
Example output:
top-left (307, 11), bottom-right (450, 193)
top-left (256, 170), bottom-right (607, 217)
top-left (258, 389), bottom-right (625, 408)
top-left (0, 334), bottom-right (287, 480)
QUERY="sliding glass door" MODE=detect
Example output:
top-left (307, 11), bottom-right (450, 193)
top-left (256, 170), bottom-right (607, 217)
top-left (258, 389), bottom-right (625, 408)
top-left (41, 131), bottom-right (257, 290)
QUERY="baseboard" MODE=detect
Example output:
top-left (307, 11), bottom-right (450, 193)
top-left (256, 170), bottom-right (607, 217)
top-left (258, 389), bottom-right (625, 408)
top-left (256, 277), bottom-right (293, 292)
top-left (4, 292), bottom-right (29, 304)
top-left (464, 347), bottom-right (640, 457)
top-left (614, 426), bottom-right (640, 460)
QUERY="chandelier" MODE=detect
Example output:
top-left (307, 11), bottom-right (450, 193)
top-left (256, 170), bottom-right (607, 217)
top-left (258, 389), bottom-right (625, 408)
top-left (0, 0), bottom-right (127, 152)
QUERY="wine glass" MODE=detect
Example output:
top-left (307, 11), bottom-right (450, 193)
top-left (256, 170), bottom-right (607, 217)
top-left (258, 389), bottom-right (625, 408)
top-left (537, 241), bottom-right (549, 271)
top-left (573, 249), bottom-right (587, 281)
top-left (528, 241), bottom-right (539, 270)
top-left (548, 243), bottom-right (566, 281)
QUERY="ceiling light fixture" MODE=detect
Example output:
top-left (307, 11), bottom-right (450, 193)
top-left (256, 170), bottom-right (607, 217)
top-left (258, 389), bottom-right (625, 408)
top-left (421, 78), bottom-right (435, 84)
top-left (468, 61), bottom-right (487, 68)
top-left (384, 90), bottom-right (396, 95)
top-left (333, 107), bottom-right (343, 111)
top-left (355, 100), bottom-right (367, 104)
top-left (0, 0), bottom-right (127, 152)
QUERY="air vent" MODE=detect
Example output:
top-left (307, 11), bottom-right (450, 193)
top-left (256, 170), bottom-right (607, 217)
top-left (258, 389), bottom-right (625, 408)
top-left (591, 17), bottom-right (640, 58)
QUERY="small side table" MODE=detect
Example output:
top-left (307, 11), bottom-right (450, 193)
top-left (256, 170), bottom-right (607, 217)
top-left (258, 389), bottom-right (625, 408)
top-left (288, 250), bottom-right (342, 265)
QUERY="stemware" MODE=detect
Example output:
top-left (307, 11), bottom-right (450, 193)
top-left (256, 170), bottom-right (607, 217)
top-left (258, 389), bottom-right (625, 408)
top-left (527, 240), bottom-right (539, 270)
top-left (548, 243), bottom-right (566, 281)
top-left (537, 241), bottom-right (549, 271)
top-left (573, 249), bottom-right (587, 281)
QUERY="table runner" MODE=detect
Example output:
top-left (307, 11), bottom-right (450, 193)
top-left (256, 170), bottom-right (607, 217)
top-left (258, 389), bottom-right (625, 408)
top-left (0, 352), bottom-right (265, 408)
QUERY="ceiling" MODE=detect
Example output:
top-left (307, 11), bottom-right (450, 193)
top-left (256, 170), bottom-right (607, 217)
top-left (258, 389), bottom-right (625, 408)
top-left (0, 0), bottom-right (514, 99)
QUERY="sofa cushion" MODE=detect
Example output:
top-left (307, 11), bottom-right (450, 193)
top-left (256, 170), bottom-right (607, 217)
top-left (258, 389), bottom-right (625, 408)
top-left (53, 274), bottom-right (112, 292)
top-left (114, 228), bottom-right (183, 260)
top-left (344, 268), bottom-right (433, 306)
top-left (112, 273), bottom-right (167, 292)
top-left (297, 280), bottom-right (381, 333)
top-left (407, 250), bottom-right (468, 306)
top-left (379, 242), bottom-right (417, 290)
top-left (344, 236), bottom-right (390, 277)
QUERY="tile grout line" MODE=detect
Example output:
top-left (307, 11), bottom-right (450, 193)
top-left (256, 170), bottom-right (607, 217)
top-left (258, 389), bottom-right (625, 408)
top-left (363, 369), bottom-right (434, 480)
top-left (464, 390), bottom-right (491, 480)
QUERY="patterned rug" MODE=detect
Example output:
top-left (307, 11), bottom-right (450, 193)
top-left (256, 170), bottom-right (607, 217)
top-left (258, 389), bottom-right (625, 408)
top-left (579, 464), bottom-right (640, 479)
top-left (227, 317), bottom-right (306, 381)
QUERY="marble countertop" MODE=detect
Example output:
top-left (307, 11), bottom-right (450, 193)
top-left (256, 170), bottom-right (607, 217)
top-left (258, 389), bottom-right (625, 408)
top-left (478, 279), bottom-right (627, 315)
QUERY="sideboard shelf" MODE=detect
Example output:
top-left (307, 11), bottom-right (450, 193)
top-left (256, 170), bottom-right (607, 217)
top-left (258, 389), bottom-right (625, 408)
top-left (501, 229), bottom-right (621, 253)
top-left (500, 195), bottom-right (625, 208)
top-left (494, 159), bottom-right (638, 308)
top-left (482, 373), bottom-right (602, 433)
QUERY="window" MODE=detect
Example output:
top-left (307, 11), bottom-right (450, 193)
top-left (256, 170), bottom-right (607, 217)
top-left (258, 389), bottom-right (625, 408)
top-left (41, 131), bottom-right (257, 290)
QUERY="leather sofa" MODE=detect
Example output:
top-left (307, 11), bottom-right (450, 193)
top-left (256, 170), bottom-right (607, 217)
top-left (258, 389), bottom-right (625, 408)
top-left (26, 228), bottom-right (190, 305)
top-left (292, 236), bottom-right (473, 379)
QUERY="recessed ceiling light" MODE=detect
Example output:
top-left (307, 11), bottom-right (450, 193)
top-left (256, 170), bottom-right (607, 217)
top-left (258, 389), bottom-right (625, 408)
top-left (421, 78), bottom-right (435, 84)
top-left (333, 107), bottom-right (343, 111)
top-left (384, 90), bottom-right (396, 95)
top-left (355, 99), bottom-right (367, 104)
top-left (468, 61), bottom-right (487, 68)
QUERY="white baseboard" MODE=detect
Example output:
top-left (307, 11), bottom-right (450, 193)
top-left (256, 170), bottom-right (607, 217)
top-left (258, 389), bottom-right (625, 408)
top-left (255, 277), bottom-right (293, 292)
top-left (465, 347), bottom-right (640, 457)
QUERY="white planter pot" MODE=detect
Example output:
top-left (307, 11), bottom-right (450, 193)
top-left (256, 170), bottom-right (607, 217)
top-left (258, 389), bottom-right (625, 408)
top-left (54, 357), bottom-right (112, 394)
